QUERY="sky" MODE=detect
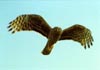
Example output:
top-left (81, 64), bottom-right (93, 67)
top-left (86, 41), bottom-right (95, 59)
top-left (0, 0), bottom-right (100, 70)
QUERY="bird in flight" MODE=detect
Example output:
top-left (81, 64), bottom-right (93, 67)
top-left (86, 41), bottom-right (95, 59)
top-left (8, 14), bottom-right (94, 55)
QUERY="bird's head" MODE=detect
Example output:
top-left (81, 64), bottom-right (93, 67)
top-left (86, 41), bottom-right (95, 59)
top-left (52, 27), bottom-right (62, 34)
top-left (49, 27), bottom-right (63, 39)
top-left (48, 26), bottom-right (62, 39)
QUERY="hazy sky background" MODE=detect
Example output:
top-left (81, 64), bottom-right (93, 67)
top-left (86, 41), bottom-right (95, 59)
top-left (0, 0), bottom-right (100, 70)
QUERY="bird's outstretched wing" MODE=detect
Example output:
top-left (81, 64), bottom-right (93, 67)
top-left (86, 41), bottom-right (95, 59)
top-left (8, 14), bottom-right (52, 38)
top-left (59, 24), bottom-right (93, 49)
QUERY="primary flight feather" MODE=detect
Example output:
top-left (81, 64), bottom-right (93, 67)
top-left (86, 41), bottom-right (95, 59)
top-left (8, 14), bottom-right (93, 55)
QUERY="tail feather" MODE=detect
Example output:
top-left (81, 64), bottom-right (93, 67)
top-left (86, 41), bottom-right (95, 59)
top-left (42, 45), bottom-right (54, 55)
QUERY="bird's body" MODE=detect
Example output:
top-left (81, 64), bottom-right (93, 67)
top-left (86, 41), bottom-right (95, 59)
top-left (8, 14), bottom-right (94, 55)
top-left (42, 27), bottom-right (62, 55)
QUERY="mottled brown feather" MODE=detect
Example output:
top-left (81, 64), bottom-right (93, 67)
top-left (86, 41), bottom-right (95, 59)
top-left (8, 14), bottom-right (52, 38)
top-left (60, 24), bottom-right (93, 49)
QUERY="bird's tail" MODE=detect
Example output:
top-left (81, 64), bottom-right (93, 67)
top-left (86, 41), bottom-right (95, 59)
top-left (42, 43), bottom-right (54, 55)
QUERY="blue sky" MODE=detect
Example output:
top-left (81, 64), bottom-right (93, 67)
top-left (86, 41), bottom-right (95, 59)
top-left (0, 0), bottom-right (100, 70)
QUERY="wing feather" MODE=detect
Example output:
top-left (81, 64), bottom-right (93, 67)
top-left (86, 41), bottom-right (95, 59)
top-left (8, 14), bottom-right (52, 38)
top-left (59, 24), bottom-right (93, 49)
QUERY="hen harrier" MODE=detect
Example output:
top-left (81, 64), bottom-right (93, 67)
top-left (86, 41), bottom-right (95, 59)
top-left (8, 14), bottom-right (93, 55)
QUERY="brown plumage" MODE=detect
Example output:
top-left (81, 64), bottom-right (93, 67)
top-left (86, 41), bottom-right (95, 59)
top-left (8, 14), bottom-right (94, 55)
